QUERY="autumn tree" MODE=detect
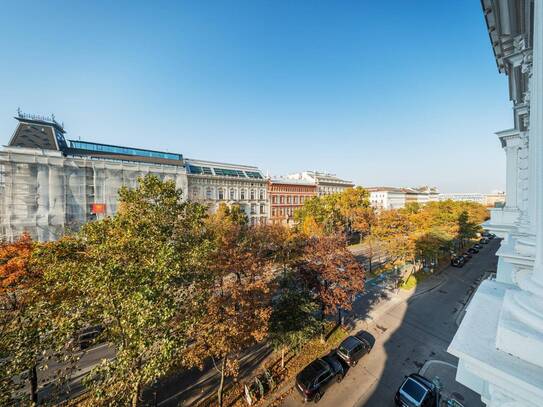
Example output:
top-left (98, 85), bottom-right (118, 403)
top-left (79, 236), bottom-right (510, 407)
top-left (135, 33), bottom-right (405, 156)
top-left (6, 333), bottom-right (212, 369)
top-left (37, 175), bottom-right (211, 406)
top-left (0, 233), bottom-right (44, 405)
top-left (296, 235), bottom-right (364, 337)
top-left (294, 194), bottom-right (345, 236)
top-left (184, 213), bottom-right (273, 407)
top-left (373, 209), bottom-right (414, 266)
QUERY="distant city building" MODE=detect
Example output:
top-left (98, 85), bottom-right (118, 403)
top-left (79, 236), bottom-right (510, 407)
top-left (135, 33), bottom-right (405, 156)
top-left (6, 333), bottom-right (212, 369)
top-left (268, 178), bottom-right (317, 226)
top-left (438, 191), bottom-right (506, 207)
top-left (185, 158), bottom-right (268, 225)
top-left (0, 114), bottom-right (187, 241)
top-left (368, 186), bottom-right (439, 209)
top-left (438, 192), bottom-right (486, 205)
top-left (286, 171), bottom-right (353, 196)
top-left (367, 187), bottom-right (406, 209)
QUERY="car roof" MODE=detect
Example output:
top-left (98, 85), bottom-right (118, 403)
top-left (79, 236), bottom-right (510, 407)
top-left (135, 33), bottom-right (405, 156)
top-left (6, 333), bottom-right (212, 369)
top-left (299, 359), bottom-right (328, 381)
top-left (339, 336), bottom-right (362, 351)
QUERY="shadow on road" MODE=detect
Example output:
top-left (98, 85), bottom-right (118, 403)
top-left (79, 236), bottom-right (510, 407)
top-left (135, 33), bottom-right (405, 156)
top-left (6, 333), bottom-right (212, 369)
top-left (357, 240), bottom-right (500, 407)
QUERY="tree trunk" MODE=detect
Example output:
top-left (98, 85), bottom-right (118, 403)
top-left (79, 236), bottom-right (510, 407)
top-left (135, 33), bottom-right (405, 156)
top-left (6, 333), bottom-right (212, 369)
top-left (337, 306), bottom-right (342, 325)
top-left (320, 303), bottom-right (326, 343)
top-left (218, 356), bottom-right (227, 407)
top-left (30, 364), bottom-right (38, 405)
top-left (131, 379), bottom-right (141, 407)
top-left (281, 348), bottom-right (285, 369)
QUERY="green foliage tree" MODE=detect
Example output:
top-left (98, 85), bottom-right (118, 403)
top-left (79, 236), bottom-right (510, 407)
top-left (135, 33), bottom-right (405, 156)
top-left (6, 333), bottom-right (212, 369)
top-left (36, 175), bottom-right (212, 406)
top-left (268, 273), bottom-right (320, 368)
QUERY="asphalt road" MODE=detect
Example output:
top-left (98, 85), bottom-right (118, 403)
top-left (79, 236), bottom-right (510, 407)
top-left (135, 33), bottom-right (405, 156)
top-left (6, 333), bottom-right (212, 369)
top-left (281, 239), bottom-right (500, 407)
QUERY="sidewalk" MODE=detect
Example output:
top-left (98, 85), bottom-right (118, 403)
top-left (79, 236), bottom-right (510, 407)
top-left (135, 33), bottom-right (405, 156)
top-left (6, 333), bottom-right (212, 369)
top-left (419, 360), bottom-right (480, 407)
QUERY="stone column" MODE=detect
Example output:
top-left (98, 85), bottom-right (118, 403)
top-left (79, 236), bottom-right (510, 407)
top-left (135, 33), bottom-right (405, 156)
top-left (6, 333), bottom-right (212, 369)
top-left (497, 0), bottom-right (543, 366)
top-left (502, 136), bottom-right (521, 210)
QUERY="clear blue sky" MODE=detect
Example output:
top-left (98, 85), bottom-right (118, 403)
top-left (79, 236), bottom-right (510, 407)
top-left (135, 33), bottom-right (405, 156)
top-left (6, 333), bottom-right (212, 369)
top-left (0, 0), bottom-right (512, 192)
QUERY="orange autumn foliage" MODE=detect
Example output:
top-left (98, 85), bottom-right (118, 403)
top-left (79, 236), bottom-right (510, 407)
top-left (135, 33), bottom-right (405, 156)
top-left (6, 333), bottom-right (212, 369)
top-left (0, 233), bottom-right (39, 295)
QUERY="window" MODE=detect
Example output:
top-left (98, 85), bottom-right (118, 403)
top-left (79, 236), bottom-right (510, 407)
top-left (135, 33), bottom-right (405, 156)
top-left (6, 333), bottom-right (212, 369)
top-left (286, 196), bottom-right (291, 204)
top-left (293, 196), bottom-right (298, 204)
top-left (260, 204), bottom-right (265, 214)
top-left (229, 188), bottom-right (235, 200)
top-left (259, 189), bottom-right (265, 200)
top-left (69, 140), bottom-right (182, 161)
top-left (251, 204), bottom-right (256, 214)
top-left (218, 188), bottom-right (224, 200)
top-left (272, 208), bottom-right (276, 216)
top-left (206, 187), bottom-right (213, 200)
top-left (280, 195), bottom-right (284, 204)
top-left (272, 195), bottom-right (277, 204)
top-left (250, 189), bottom-right (256, 200)
top-left (191, 187), bottom-right (199, 199)
top-left (240, 189), bottom-right (246, 200)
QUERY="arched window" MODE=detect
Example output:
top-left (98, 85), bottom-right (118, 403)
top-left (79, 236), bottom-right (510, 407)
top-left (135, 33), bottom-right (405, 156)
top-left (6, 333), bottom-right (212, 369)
top-left (229, 188), bottom-right (236, 200)
top-left (259, 189), bottom-right (265, 200)
top-left (240, 189), bottom-right (246, 200)
top-left (250, 189), bottom-right (256, 200)
top-left (218, 188), bottom-right (224, 200)
top-left (206, 187), bottom-right (213, 200)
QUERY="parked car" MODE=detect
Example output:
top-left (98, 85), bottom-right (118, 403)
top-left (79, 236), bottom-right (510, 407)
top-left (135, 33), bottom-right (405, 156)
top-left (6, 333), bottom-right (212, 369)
top-left (336, 334), bottom-right (371, 367)
top-left (481, 231), bottom-right (491, 238)
top-left (480, 238), bottom-right (489, 244)
top-left (474, 243), bottom-right (483, 250)
top-left (77, 325), bottom-right (104, 350)
top-left (468, 247), bottom-right (479, 254)
top-left (451, 256), bottom-right (465, 267)
top-left (394, 373), bottom-right (438, 407)
top-left (295, 351), bottom-right (345, 403)
top-left (462, 251), bottom-right (472, 259)
top-left (489, 233), bottom-right (496, 239)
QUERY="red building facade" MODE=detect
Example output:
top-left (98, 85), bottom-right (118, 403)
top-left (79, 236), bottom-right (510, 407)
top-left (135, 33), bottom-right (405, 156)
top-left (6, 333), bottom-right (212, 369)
top-left (268, 179), bottom-right (317, 226)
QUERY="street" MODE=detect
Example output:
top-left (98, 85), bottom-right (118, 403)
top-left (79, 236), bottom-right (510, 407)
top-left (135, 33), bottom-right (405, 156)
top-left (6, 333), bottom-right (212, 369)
top-left (281, 239), bottom-right (500, 407)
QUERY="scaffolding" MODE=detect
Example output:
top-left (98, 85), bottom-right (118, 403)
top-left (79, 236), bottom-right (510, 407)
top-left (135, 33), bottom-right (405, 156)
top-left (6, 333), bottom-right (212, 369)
top-left (0, 149), bottom-right (188, 242)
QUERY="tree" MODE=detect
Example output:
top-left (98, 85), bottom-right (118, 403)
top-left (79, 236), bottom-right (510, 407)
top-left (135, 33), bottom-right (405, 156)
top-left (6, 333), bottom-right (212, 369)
top-left (353, 207), bottom-right (379, 272)
top-left (268, 272), bottom-right (320, 368)
top-left (37, 175), bottom-right (211, 406)
top-left (184, 216), bottom-right (273, 407)
top-left (294, 194), bottom-right (345, 236)
top-left (373, 209), bottom-right (414, 266)
top-left (0, 233), bottom-right (43, 405)
top-left (337, 187), bottom-right (371, 237)
top-left (296, 235), bottom-right (364, 338)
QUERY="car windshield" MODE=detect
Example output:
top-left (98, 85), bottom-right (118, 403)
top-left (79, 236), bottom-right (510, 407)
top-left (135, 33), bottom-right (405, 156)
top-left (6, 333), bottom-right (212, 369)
top-left (400, 378), bottom-right (427, 405)
top-left (298, 360), bottom-right (326, 388)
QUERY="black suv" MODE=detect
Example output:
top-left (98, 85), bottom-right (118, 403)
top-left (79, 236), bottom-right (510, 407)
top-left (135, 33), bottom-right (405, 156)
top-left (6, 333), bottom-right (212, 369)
top-left (395, 373), bottom-right (438, 407)
top-left (468, 246), bottom-right (479, 254)
top-left (336, 334), bottom-right (371, 367)
top-left (295, 351), bottom-right (345, 403)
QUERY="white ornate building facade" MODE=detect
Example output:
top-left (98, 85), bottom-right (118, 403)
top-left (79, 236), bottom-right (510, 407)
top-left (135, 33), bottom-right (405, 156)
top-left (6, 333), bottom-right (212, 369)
top-left (286, 171), bottom-right (353, 196)
top-left (185, 158), bottom-right (268, 225)
top-left (448, 1), bottom-right (543, 405)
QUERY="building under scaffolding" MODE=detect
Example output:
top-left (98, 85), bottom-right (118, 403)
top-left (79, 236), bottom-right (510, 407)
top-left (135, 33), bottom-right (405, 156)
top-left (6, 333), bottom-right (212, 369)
top-left (0, 113), bottom-right (187, 241)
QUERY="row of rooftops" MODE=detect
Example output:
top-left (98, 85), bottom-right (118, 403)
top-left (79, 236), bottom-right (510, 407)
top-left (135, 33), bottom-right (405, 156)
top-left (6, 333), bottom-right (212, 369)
top-left (4, 113), bottom-right (356, 185)
top-left (366, 186), bottom-right (440, 194)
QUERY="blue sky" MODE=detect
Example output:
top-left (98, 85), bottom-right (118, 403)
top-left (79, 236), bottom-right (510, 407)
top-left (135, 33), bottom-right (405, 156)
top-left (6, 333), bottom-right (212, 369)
top-left (0, 1), bottom-right (512, 192)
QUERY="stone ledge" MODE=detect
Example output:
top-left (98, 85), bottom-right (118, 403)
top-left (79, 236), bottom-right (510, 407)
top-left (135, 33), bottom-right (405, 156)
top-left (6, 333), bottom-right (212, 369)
top-left (448, 280), bottom-right (543, 406)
